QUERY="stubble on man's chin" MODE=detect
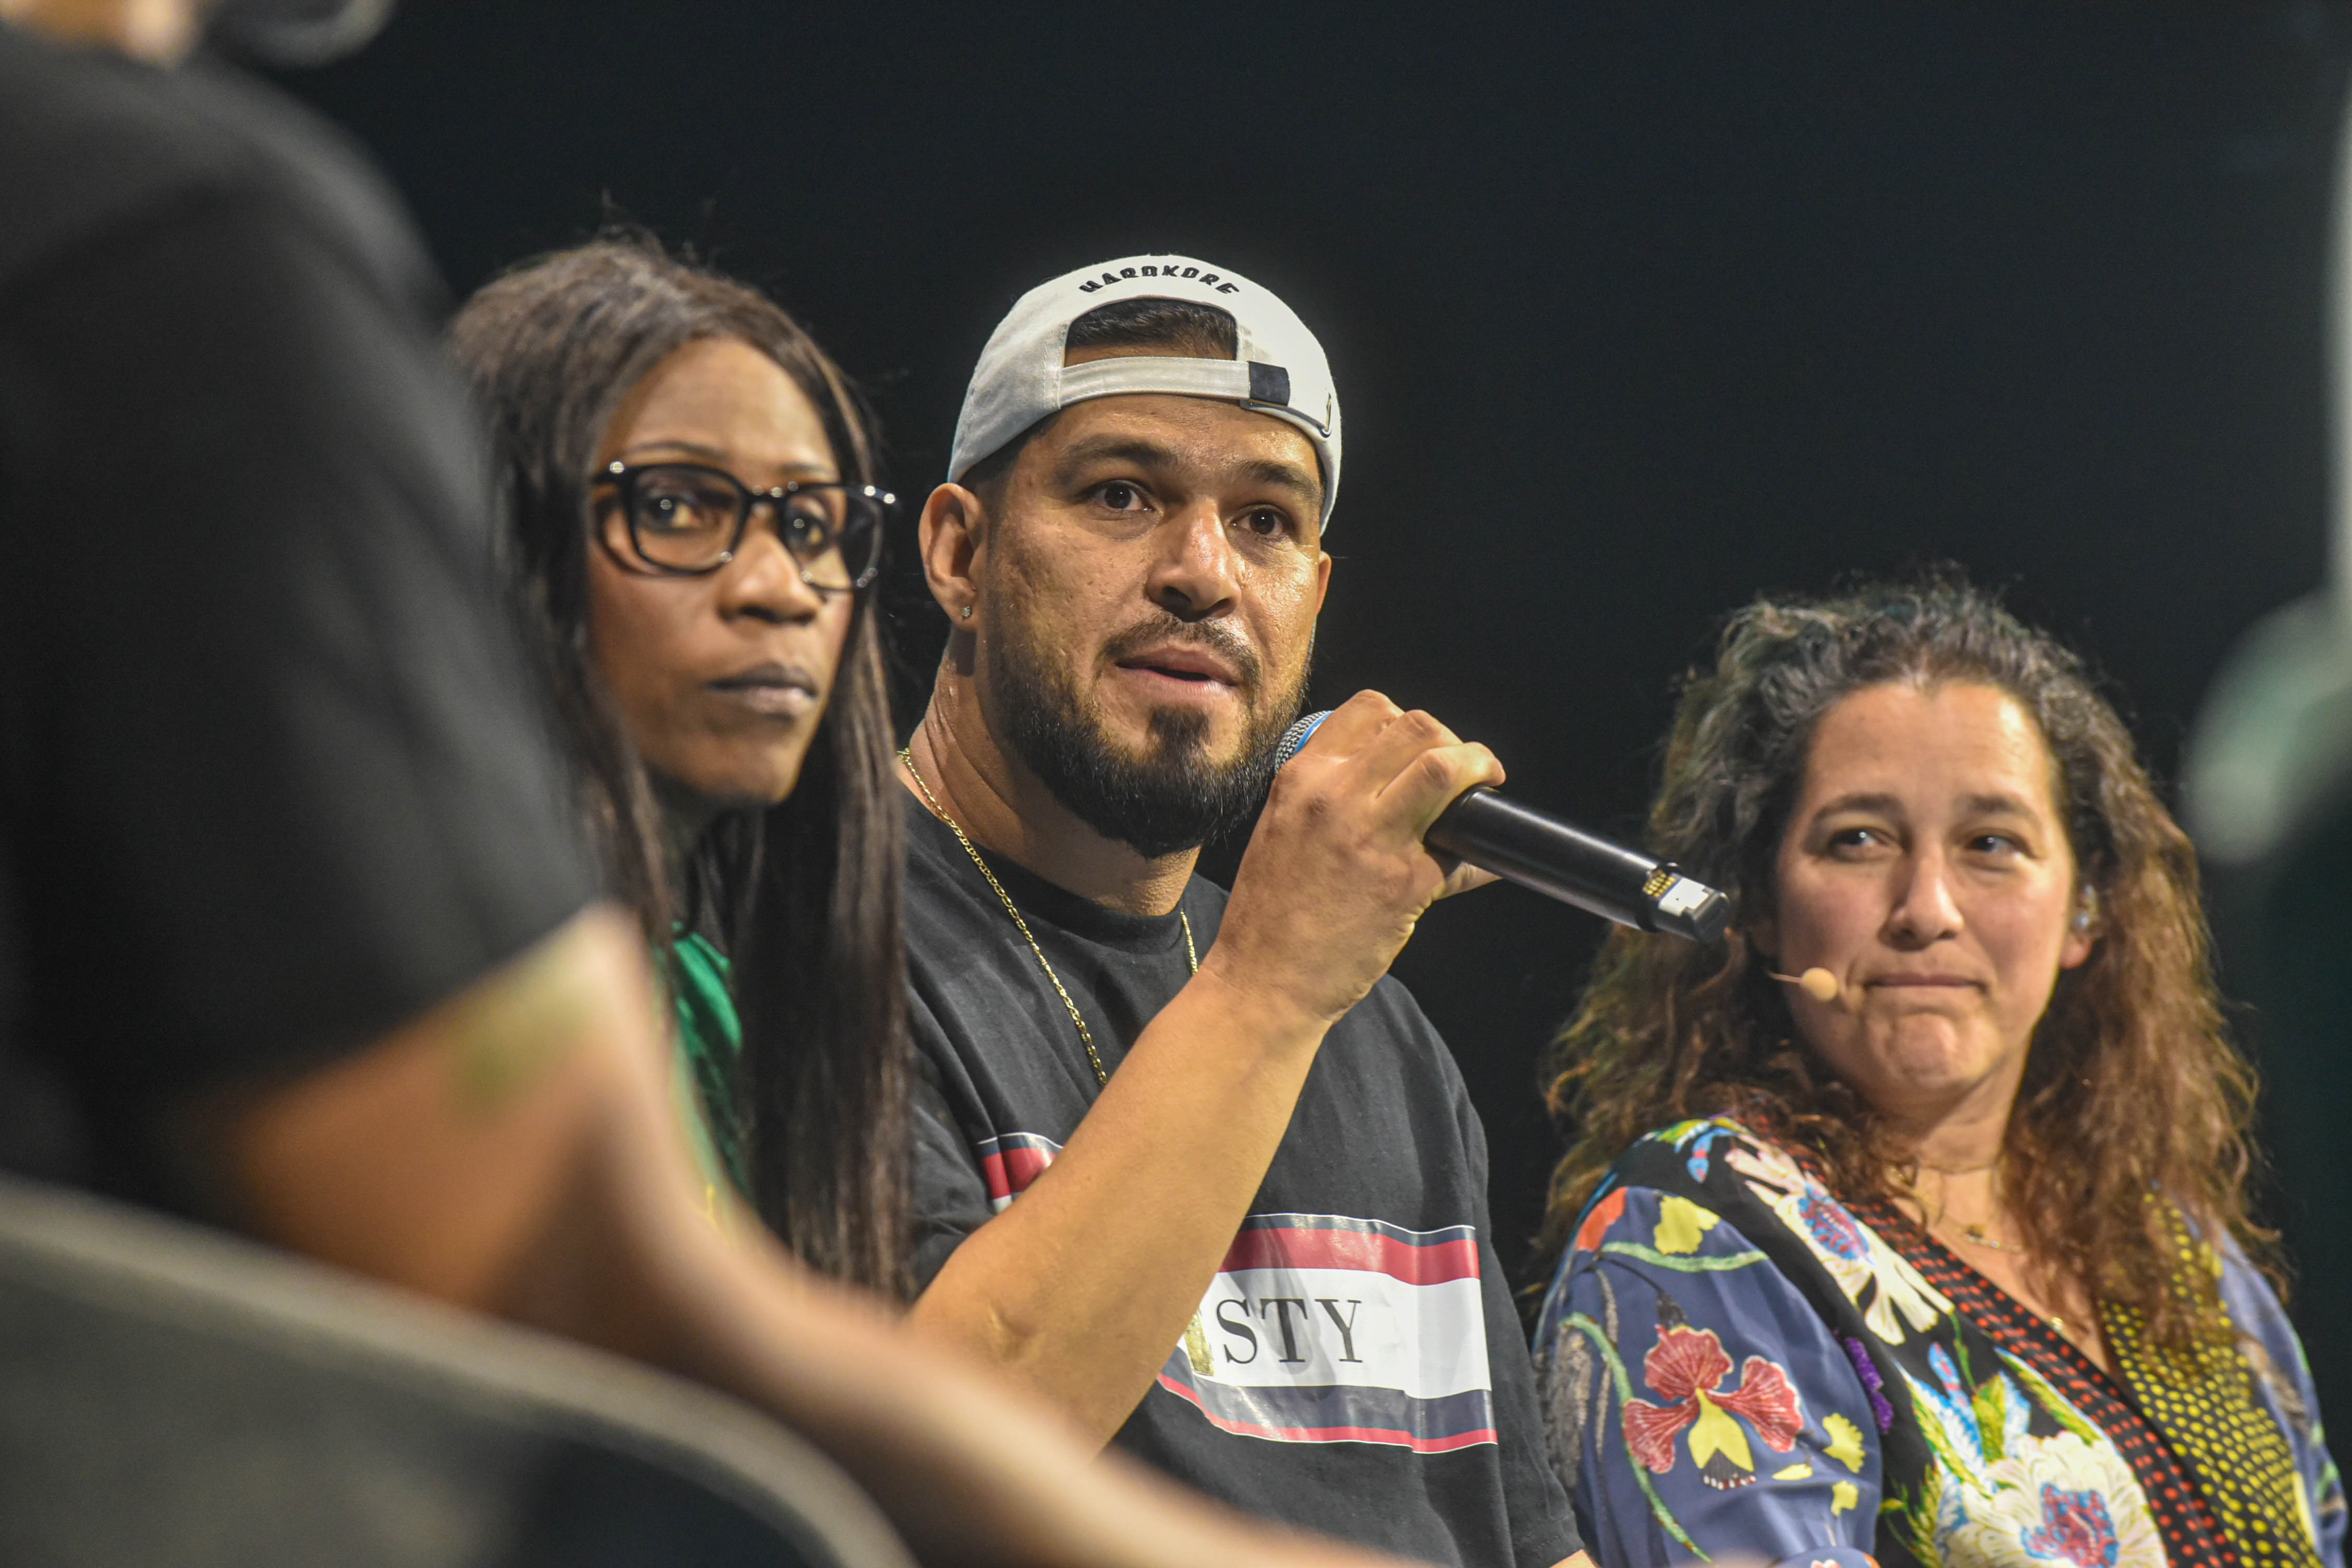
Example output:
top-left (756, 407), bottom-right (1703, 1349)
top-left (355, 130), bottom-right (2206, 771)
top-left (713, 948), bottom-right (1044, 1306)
top-left (985, 616), bottom-right (1306, 860)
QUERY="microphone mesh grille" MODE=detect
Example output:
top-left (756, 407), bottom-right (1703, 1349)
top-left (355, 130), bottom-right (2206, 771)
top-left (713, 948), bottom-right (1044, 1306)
top-left (1273, 710), bottom-right (1333, 771)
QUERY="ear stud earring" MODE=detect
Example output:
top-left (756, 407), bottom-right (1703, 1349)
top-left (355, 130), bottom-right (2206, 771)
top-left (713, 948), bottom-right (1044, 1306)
top-left (960, 606), bottom-right (973, 620)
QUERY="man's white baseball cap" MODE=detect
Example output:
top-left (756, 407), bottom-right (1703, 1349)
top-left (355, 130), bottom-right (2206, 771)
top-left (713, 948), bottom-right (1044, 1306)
top-left (947, 253), bottom-right (1344, 526)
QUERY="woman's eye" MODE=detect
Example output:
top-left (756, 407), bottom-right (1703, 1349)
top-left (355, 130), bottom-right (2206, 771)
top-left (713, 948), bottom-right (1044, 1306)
top-left (640, 492), bottom-right (717, 533)
top-left (1825, 827), bottom-right (1881, 854)
top-left (1967, 833), bottom-right (2021, 857)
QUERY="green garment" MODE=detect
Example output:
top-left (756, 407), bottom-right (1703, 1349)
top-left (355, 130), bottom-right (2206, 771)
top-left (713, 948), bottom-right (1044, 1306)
top-left (662, 932), bottom-right (750, 1201)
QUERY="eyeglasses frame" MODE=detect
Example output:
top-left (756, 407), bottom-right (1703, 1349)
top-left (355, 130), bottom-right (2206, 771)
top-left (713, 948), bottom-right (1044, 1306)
top-left (593, 459), bottom-right (892, 594)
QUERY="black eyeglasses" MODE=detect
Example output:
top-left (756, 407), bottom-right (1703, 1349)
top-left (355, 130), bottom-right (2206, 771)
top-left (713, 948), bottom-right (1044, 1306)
top-left (594, 461), bottom-right (891, 592)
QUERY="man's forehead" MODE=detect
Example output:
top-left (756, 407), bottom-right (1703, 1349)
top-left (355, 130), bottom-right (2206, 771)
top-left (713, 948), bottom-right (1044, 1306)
top-left (1036, 394), bottom-right (1324, 500)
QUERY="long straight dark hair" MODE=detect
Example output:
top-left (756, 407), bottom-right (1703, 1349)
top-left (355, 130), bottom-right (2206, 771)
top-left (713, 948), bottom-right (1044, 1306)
top-left (451, 235), bottom-right (910, 1296)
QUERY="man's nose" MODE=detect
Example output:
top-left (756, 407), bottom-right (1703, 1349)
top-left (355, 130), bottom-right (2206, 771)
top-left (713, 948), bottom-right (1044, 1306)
top-left (1145, 501), bottom-right (1241, 620)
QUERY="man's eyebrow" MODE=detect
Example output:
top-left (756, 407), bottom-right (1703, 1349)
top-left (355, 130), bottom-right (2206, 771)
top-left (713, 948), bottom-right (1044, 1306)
top-left (1051, 437), bottom-right (1321, 506)
top-left (1050, 436), bottom-right (1182, 483)
top-left (1235, 457), bottom-right (1321, 507)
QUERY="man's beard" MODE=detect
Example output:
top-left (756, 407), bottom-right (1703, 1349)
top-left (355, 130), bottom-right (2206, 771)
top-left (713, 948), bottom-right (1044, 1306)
top-left (988, 610), bottom-right (1307, 859)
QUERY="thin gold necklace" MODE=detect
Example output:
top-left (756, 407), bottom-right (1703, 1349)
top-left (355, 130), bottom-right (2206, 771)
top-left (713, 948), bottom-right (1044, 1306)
top-left (901, 747), bottom-right (1196, 1086)
top-left (1921, 1197), bottom-right (2069, 1336)
top-left (1918, 1159), bottom-right (2017, 1252)
top-left (1953, 1223), bottom-right (2023, 1254)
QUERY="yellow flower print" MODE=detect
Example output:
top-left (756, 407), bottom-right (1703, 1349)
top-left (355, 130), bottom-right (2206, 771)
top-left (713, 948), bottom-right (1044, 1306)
top-left (1831, 1480), bottom-right (1859, 1515)
top-left (1687, 1393), bottom-right (1754, 1473)
top-left (1774, 1462), bottom-right (1815, 1480)
top-left (1823, 1412), bottom-right (1866, 1473)
top-left (1654, 1195), bottom-right (1721, 1255)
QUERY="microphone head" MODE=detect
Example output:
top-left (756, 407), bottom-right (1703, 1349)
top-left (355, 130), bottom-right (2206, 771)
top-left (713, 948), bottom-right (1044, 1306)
top-left (1273, 709), bottom-right (1333, 771)
top-left (1769, 967), bottom-right (1841, 1002)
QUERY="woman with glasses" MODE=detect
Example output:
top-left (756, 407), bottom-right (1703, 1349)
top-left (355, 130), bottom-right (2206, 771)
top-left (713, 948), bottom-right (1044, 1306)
top-left (451, 236), bottom-right (909, 1292)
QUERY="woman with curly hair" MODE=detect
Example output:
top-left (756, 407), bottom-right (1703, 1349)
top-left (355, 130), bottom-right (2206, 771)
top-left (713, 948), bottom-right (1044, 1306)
top-left (1533, 579), bottom-right (2341, 1568)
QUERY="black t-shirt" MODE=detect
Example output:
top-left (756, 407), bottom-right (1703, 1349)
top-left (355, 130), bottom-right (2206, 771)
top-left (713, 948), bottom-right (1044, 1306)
top-left (903, 799), bottom-right (1579, 1567)
top-left (0, 28), bottom-right (594, 1205)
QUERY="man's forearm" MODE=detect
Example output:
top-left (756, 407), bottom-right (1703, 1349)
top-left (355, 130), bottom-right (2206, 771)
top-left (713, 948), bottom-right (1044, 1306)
top-left (908, 959), bottom-right (1331, 1442)
top-left (636, 1184), bottom-right (1421, 1568)
top-left (227, 911), bottom-right (1417, 1568)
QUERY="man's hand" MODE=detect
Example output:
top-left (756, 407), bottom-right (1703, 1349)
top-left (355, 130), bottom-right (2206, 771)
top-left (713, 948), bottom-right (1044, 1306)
top-left (1204, 690), bottom-right (1503, 1029)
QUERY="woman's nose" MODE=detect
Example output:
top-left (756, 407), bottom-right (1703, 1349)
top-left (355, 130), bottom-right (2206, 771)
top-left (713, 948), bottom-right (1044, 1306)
top-left (716, 514), bottom-right (827, 622)
top-left (1885, 851), bottom-right (1964, 945)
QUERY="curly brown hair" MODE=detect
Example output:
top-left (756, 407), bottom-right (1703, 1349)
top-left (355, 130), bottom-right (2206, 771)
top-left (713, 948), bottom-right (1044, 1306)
top-left (1540, 576), bottom-right (2269, 1347)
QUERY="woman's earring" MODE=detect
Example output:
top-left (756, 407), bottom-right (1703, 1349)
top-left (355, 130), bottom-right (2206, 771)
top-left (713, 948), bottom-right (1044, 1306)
top-left (959, 605), bottom-right (973, 620)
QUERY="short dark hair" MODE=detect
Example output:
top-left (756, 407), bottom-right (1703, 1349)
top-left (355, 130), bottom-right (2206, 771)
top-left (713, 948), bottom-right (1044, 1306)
top-left (957, 296), bottom-right (1240, 498)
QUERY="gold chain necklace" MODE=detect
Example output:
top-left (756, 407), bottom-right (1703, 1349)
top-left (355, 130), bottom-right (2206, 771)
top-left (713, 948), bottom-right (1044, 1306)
top-left (901, 747), bottom-right (1196, 1086)
top-left (1919, 1195), bottom-right (2069, 1336)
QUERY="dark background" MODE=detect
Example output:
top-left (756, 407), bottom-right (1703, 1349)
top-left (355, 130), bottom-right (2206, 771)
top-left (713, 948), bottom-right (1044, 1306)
top-left (280, 0), bottom-right (2350, 1411)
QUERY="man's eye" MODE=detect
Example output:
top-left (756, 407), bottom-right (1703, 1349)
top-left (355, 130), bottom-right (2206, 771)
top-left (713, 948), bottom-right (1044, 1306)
top-left (1236, 508), bottom-right (1290, 540)
top-left (1096, 482), bottom-right (1144, 510)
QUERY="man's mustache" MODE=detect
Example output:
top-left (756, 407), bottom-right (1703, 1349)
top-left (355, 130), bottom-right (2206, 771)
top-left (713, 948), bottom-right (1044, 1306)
top-left (1099, 615), bottom-right (1264, 695)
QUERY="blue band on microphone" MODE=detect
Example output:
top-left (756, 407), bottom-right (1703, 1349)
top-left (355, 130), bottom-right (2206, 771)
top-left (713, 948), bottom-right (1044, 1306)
top-left (1274, 709), bottom-right (1333, 770)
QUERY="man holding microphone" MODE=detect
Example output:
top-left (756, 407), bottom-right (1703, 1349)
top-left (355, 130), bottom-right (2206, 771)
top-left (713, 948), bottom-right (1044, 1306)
top-left (900, 255), bottom-right (1585, 1567)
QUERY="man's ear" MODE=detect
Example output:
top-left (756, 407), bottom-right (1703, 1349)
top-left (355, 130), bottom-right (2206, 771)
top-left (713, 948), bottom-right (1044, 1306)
top-left (920, 482), bottom-right (986, 622)
top-left (1310, 545), bottom-right (1332, 616)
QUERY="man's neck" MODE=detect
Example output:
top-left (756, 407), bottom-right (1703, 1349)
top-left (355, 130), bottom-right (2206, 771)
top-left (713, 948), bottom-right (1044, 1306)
top-left (902, 679), bottom-right (1197, 920)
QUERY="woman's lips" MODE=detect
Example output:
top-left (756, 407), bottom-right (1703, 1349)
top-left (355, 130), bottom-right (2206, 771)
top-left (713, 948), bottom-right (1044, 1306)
top-left (708, 664), bottom-right (819, 717)
top-left (1864, 974), bottom-right (1980, 990)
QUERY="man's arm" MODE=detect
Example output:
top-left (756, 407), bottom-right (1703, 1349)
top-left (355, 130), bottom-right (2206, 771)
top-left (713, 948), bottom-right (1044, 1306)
top-left (224, 905), bottom-right (1422, 1568)
top-left (908, 692), bottom-right (1506, 1442)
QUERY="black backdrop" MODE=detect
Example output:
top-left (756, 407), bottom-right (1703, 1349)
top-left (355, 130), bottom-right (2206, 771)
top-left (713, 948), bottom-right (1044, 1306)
top-left (280, 0), bottom-right (2349, 1392)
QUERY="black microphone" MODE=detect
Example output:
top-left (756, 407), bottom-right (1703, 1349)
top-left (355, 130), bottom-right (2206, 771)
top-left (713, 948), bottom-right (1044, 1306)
top-left (1273, 710), bottom-right (1732, 944)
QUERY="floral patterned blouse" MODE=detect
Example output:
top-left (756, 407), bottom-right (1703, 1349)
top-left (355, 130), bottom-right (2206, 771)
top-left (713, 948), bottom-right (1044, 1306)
top-left (1532, 1118), bottom-right (2344, 1568)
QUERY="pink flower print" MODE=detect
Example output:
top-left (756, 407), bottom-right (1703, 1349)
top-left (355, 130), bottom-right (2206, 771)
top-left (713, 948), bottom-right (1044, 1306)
top-left (2021, 1485), bottom-right (2121, 1568)
top-left (1623, 1322), bottom-right (1806, 1483)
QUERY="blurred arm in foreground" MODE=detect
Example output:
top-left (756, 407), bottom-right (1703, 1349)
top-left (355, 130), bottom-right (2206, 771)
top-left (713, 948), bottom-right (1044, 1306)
top-left (0, 3), bottom-right (1414, 1563)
